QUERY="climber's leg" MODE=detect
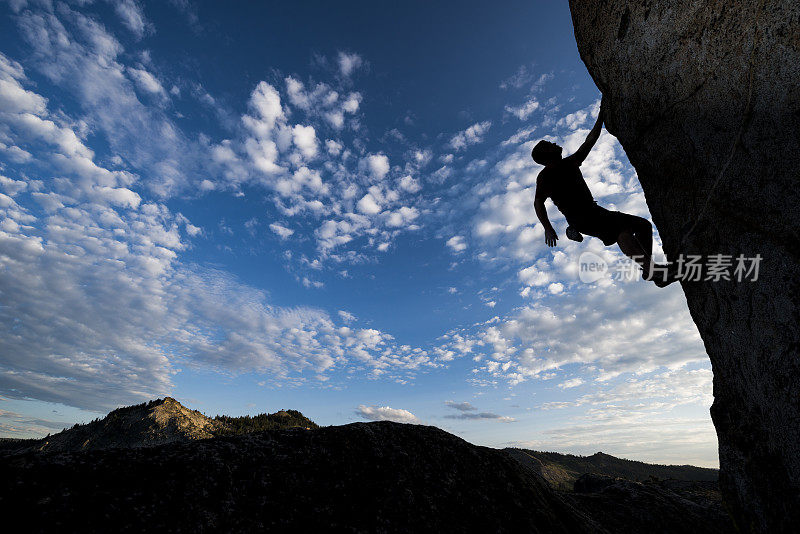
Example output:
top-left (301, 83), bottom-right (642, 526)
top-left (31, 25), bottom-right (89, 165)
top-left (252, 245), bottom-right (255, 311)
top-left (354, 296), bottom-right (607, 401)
top-left (628, 216), bottom-right (679, 286)
top-left (617, 231), bottom-right (676, 287)
top-left (616, 230), bottom-right (654, 275)
top-left (630, 216), bottom-right (654, 257)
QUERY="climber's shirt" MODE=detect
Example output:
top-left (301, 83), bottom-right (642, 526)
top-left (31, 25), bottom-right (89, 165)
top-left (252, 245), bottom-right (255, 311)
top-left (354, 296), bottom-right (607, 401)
top-left (536, 156), bottom-right (596, 221)
top-left (536, 156), bottom-right (638, 246)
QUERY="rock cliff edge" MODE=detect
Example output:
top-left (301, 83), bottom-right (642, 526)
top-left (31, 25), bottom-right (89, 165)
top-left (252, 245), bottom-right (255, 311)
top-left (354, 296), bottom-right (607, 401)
top-left (568, 2), bottom-right (800, 531)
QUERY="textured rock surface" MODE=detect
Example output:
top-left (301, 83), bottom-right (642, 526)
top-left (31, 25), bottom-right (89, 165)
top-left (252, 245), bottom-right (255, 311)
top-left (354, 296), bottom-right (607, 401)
top-left (568, 1), bottom-right (800, 531)
top-left (31, 397), bottom-right (224, 452)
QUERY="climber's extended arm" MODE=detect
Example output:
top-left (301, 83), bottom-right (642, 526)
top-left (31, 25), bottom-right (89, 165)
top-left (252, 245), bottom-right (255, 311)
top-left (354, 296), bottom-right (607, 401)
top-left (534, 173), bottom-right (557, 247)
top-left (567, 96), bottom-right (606, 166)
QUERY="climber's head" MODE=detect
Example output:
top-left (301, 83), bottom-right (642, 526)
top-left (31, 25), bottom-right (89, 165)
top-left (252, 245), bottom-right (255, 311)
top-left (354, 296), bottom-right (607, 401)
top-left (531, 140), bottom-right (562, 166)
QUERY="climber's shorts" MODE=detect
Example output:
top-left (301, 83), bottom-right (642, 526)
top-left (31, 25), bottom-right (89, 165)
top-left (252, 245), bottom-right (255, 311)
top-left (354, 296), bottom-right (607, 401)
top-left (569, 206), bottom-right (642, 246)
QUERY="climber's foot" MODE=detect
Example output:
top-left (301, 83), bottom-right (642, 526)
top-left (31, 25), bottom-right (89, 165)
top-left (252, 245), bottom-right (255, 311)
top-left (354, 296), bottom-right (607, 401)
top-left (641, 263), bottom-right (677, 287)
top-left (566, 226), bottom-right (583, 242)
top-left (640, 264), bottom-right (657, 281)
top-left (649, 263), bottom-right (680, 287)
top-left (652, 274), bottom-right (677, 288)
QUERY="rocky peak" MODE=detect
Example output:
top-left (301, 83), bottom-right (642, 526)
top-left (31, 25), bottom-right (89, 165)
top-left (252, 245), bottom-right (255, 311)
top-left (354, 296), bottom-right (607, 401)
top-left (146, 397), bottom-right (221, 435)
top-left (34, 397), bottom-right (223, 453)
top-left (14, 398), bottom-right (318, 454)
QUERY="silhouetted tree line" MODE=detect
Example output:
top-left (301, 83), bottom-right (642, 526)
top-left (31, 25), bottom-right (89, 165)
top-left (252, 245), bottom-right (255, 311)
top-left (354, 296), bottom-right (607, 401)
top-left (214, 410), bottom-right (319, 435)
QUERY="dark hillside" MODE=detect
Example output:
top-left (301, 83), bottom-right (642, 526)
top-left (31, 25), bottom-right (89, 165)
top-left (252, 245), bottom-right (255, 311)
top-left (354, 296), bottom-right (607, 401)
top-left (507, 448), bottom-right (717, 491)
top-left (0, 399), bottom-right (732, 532)
top-left (0, 422), bottom-right (597, 533)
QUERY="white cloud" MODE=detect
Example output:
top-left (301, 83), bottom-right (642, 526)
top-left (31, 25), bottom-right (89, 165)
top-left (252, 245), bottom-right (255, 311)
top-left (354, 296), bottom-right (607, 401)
top-left (0, 65), bottom-right (47, 114)
top-left (446, 235), bottom-right (467, 252)
top-left (384, 206), bottom-right (419, 228)
top-left (500, 64), bottom-right (534, 90)
top-left (363, 154), bottom-right (390, 180)
top-left (13, 6), bottom-right (202, 197)
top-left (325, 111), bottom-right (344, 129)
top-left (315, 219), bottom-right (355, 251)
top-left (127, 66), bottom-right (166, 98)
top-left (341, 92), bottom-right (361, 113)
top-left (357, 193), bottom-right (382, 215)
top-left (338, 52), bottom-right (364, 77)
top-left (285, 77), bottom-right (310, 110)
top-left (505, 98), bottom-right (540, 120)
top-left (0, 40), bottom-right (435, 412)
top-left (0, 175), bottom-right (28, 196)
top-left (0, 142), bottom-right (33, 163)
top-left (473, 186), bottom-right (538, 239)
top-left (519, 262), bottom-right (552, 287)
top-left (558, 377), bottom-right (584, 389)
top-left (112, 0), bottom-right (149, 38)
top-left (0, 58), bottom-right (141, 209)
top-left (302, 277), bottom-right (324, 289)
top-left (282, 76), bottom-right (359, 133)
top-left (247, 81), bottom-right (286, 132)
top-left (183, 221), bottom-right (202, 237)
top-left (449, 121), bottom-right (491, 151)
top-left (469, 281), bottom-right (704, 385)
top-left (338, 310), bottom-right (356, 323)
top-left (244, 137), bottom-right (282, 175)
top-left (558, 108), bottom-right (590, 130)
top-left (325, 139), bottom-right (342, 156)
top-left (499, 66), bottom-right (552, 91)
top-left (269, 222), bottom-right (294, 239)
top-left (355, 405), bottom-right (419, 424)
top-left (398, 175), bottom-right (421, 193)
top-left (200, 66), bottom-right (425, 260)
top-left (292, 124), bottom-right (318, 158)
top-left (0, 188), bottom-right (436, 410)
top-left (548, 282), bottom-right (564, 294)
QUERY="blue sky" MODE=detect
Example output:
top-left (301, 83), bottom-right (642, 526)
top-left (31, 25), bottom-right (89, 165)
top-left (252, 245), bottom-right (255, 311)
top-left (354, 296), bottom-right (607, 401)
top-left (0, 0), bottom-right (717, 466)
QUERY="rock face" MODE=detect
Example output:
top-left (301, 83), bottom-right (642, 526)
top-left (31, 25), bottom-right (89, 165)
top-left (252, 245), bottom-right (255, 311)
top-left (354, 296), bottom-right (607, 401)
top-left (568, 2), bottom-right (800, 531)
top-left (0, 422), bottom-right (599, 533)
top-left (33, 397), bottom-right (224, 452)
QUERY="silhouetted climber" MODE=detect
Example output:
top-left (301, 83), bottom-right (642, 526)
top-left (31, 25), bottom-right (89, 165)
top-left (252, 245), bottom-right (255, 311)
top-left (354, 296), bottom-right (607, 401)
top-left (532, 97), bottom-right (676, 287)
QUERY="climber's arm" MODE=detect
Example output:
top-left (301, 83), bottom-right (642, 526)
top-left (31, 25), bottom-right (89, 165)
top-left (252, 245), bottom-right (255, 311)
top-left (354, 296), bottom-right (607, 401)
top-left (566, 96), bottom-right (606, 166)
top-left (535, 172), bottom-right (558, 247)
